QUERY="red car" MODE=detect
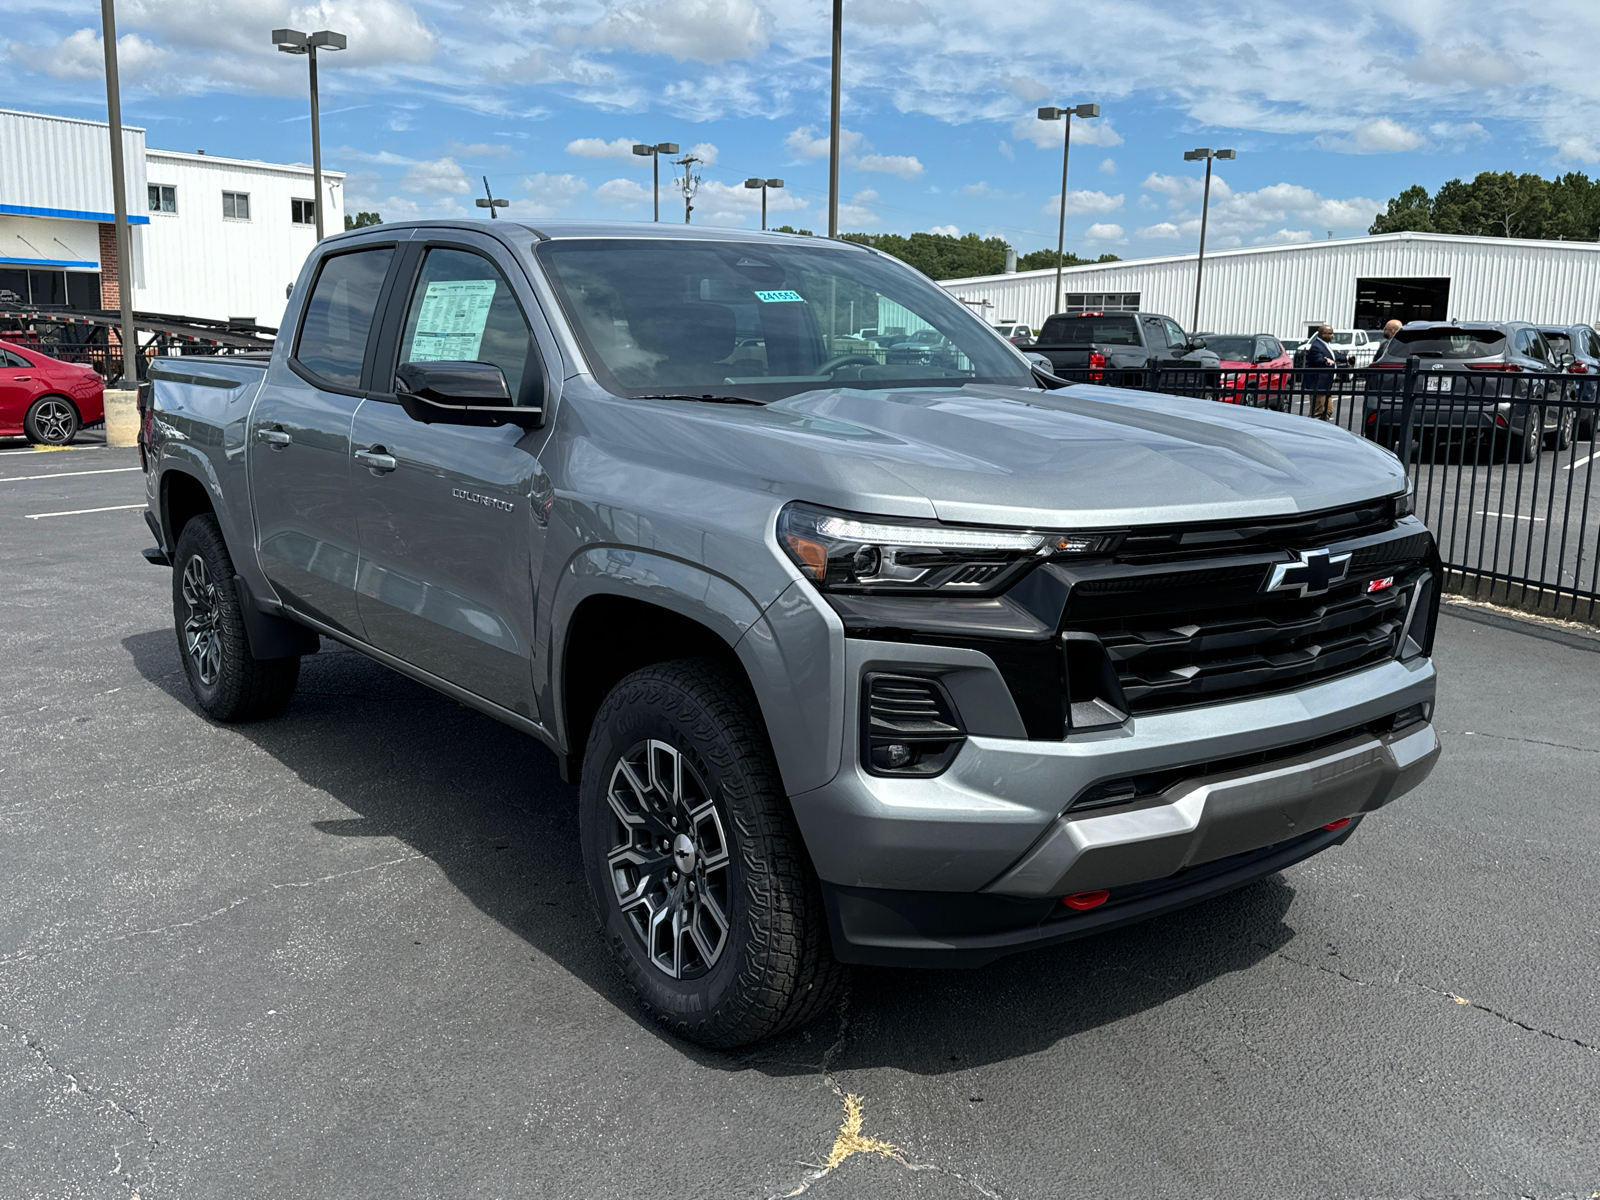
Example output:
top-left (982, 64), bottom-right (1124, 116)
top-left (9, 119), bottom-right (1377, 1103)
top-left (0, 339), bottom-right (105, 445)
top-left (1207, 334), bottom-right (1293, 410)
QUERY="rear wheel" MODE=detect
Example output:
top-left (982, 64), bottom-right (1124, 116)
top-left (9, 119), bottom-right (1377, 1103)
top-left (24, 396), bottom-right (79, 445)
top-left (1548, 408), bottom-right (1574, 451)
top-left (579, 659), bottom-right (842, 1048)
top-left (172, 515), bottom-right (300, 721)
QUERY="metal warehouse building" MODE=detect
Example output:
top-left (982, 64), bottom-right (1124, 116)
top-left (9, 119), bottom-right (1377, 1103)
top-left (1, 109), bottom-right (343, 328)
top-left (937, 232), bottom-right (1600, 338)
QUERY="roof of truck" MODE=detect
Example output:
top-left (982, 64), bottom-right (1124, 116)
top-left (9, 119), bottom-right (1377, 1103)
top-left (321, 218), bottom-right (868, 248)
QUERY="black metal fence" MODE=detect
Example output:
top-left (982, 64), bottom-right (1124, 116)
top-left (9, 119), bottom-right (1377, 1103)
top-left (1141, 361), bottom-right (1600, 622)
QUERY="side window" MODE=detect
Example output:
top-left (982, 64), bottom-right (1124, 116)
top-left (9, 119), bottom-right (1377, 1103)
top-left (1512, 329), bottom-right (1533, 359)
top-left (1, 349), bottom-right (29, 369)
top-left (1161, 318), bottom-right (1187, 349)
top-left (1142, 318), bottom-right (1167, 348)
top-left (293, 247), bottom-right (394, 388)
top-left (396, 248), bottom-right (537, 404)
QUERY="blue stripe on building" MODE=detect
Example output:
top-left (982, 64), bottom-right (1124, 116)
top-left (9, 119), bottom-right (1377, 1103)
top-left (0, 203), bottom-right (150, 225)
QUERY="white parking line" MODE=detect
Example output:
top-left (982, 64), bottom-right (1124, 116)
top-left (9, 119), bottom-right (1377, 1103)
top-left (1565, 453), bottom-right (1597, 471)
top-left (1475, 510), bottom-right (1545, 521)
top-left (24, 504), bottom-right (146, 520)
top-left (0, 467), bottom-right (142, 483)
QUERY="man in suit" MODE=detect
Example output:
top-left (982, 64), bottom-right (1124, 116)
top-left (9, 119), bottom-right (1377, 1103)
top-left (1305, 324), bottom-right (1338, 421)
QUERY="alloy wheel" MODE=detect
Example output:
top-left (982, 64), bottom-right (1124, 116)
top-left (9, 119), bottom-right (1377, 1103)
top-left (32, 399), bottom-right (75, 444)
top-left (604, 739), bottom-right (732, 980)
top-left (181, 554), bottom-right (223, 686)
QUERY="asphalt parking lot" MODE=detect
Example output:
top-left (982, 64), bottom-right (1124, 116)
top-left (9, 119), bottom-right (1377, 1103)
top-left (3, 438), bottom-right (1599, 1200)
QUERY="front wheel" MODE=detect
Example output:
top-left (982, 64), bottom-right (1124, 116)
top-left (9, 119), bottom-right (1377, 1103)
top-left (24, 396), bottom-right (79, 445)
top-left (172, 515), bottom-right (300, 721)
top-left (579, 659), bottom-right (842, 1048)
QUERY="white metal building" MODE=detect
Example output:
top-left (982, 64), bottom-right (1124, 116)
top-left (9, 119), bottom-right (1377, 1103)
top-left (938, 233), bottom-right (1600, 338)
top-left (1, 109), bottom-right (343, 328)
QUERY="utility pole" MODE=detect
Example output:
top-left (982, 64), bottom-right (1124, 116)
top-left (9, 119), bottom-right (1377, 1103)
top-left (674, 153), bottom-right (703, 224)
top-left (1037, 103), bottom-right (1100, 315)
top-left (827, 0), bottom-right (842, 237)
top-left (631, 142), bottom-right (679, 221)
top-left (100, 0), bottom-right (140, 385)
top-left (1183, 147), bottom-right (1235, 332)
top-left (476, 176), bottom-right (508, 218)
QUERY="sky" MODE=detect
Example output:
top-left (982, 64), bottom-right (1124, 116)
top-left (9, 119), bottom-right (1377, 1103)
top-left (5, 0), bottom-right (1599, 263)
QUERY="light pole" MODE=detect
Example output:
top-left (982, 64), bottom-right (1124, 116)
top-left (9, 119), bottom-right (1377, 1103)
top-left (743, 178), bottom-right (784, 230)
top-left (1037, 103), bottom-right (1100, 314)
top-left (631, 143), bottom-right (680, 222)
top-left (1182, 147), bottom-right (1235, 332)
top-left (99, 0), bottom-right (139, 385)
top-left (476, 176), bottom-right (508, 219)
top-left (272, 27), bottom-right (346, 240)
top-left (827, 0), bottom-right (843, 237)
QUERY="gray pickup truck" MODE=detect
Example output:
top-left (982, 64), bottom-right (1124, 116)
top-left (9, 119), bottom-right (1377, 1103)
top-left (139, 220), bottom-right (1441, 1048)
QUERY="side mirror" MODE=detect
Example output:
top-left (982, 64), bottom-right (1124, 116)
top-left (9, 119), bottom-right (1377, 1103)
top-left (394, 360), bottom-right (542, 428)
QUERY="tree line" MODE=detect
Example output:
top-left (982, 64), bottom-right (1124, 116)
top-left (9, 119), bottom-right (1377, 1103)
top-left (1370, 172), bottom-right (1600, 241)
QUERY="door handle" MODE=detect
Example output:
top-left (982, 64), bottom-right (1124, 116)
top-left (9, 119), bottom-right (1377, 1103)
top-left (14, 375), bottom-right (31, 381)
top-left (255, 427), bottom-right (291, 446)
top-left (354, 446), bottom-right (397, 473)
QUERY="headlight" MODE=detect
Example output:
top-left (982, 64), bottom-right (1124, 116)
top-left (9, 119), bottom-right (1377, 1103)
top-left (777, 501), bottom-right (1113, 594)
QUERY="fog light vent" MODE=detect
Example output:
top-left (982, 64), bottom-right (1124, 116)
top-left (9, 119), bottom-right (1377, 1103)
top-left (862, 673), bottom-right (966, 778)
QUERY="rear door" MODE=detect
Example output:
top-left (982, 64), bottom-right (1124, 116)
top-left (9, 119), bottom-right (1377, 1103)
top-left (0, 347), bottom-right (39, 431)
top-left (348, 235), bottom-right (554, 719)
top-left (249, 241), bottom-right (399, 636)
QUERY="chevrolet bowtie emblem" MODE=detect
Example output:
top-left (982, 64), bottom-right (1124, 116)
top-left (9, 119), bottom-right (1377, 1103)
top-left (1264, 548), bottom-right (1352, 597)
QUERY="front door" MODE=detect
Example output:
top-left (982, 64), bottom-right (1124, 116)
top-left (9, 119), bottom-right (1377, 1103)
top-left (249, 244), bottom-right (396, 636)
top-left (350, 242), bottom-right (550, 718)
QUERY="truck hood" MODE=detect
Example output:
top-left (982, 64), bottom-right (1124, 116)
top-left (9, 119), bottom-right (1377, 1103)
top-left (573, 382), bottom-right (1408, 529)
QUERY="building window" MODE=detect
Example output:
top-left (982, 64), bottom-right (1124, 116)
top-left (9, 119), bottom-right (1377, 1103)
top-left (223, 191), bottom-right (251, 221)
top-left (1063, 292), bottom-right (1140, 314)
top-left (148, 184), bottom-right (177, 213)
top-left (291, 198), bottom-right (316, 226)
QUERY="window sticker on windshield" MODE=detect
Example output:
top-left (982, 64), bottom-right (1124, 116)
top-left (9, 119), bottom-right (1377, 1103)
top-left (409, 279), bottom-right (496, 361)
top-left (754, 290), bottom-right (805, 303)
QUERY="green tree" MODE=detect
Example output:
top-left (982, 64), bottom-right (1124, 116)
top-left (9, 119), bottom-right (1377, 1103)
top-left (344, 211), bottom-right (382, 230)
top-left (772, 224), bottom-right (814, 236)
top-left (1369, 185), bottom-right (1435, 234)
top-left (1370, 172), bottom-right (1600, 240)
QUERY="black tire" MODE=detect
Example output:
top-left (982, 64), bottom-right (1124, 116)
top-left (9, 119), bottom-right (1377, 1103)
top-left (23, 395), bottom-right (80, 445)
top-left (1516, 428), bottom-right (1539, 462)
top-left (171, 515), bottom-right (300, 722)
top-left (579, 658), bottom-right (843, 1049)
top-left (1548, 409), bottom-right (1574, 451)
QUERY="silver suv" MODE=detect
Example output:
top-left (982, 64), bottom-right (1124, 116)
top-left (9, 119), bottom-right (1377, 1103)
top-left (140, 220), bottom-right (1441, 1047)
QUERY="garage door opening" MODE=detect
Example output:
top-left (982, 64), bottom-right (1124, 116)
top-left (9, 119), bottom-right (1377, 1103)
top-left (1353, 277), bottom-right (1450, 330)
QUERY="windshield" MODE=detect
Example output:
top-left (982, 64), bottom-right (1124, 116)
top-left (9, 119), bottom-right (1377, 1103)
top-left (534, 238), bottom-right (1032, 402)
top-left (1036, 314), bottom-right (1141, 346)
top-left (1206, 336), bottom-right (1257, 360)
top-left (1383, 328), bottom-right (1506, 360)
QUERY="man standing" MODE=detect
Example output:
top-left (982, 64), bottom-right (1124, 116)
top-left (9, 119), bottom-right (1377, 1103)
top-left (1305, 323), bottom-right (1337, 421)
top-left (1376, 318), bottom-right (1402, 360)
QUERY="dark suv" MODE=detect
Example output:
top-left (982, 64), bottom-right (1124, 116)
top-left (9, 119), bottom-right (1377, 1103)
top-left (1538, 323), bottom-right (1599, 442)
top-left (1364, 321), bottom-right (1575, 461)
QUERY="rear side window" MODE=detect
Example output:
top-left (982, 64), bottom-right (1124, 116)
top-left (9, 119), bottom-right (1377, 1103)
top-left (1038, 315), bottom-right (1141, 345)
top-left (1, 348), bottom-right (30, 368)
top-left (293, 247), bottom-right (394, 388)
top-left (1386, 327), bottom-right (1506, 360)
top-left (1544, 331), bottom-right (1571, 357)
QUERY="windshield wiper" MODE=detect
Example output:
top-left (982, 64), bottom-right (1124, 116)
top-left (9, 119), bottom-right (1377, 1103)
top-left (633, 393), bottom-right (766, 406)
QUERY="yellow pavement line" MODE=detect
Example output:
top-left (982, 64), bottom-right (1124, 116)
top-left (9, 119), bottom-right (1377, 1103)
top-left (0, 467), bottom-right (142, 483)
top-left (25, 504), bottom-right (146, 520)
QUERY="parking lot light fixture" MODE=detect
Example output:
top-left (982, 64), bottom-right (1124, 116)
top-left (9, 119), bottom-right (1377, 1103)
top-left (1183, 147), bottom-right (1235, 332)
top-left (743, 178), bottom-right (784, 230)
top-left (272, 27), bottom-right (346, 240)
top-left (1038, 102), bottom-right (1101, 314)
top-left (632, 143), bottom-right (679, 222)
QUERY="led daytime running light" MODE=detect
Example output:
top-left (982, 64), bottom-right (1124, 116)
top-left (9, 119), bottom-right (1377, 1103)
top-left (810, 512), bottom-right (1046, 553)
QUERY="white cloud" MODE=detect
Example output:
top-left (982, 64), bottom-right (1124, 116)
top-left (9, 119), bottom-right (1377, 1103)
top-left (854, 152), bottom-right (923, 179)
top-left (1317, 117), bottom-right (1424, 154)
top-left (520, 171), bottom-right (588, 217)
top-left (997, 141), bottom-right (1014, 161)
top-left (687, 142), bottom-right (718, 166)
top-left (1011, 114), bottom-right (1124, 150)
top-left (403, 157), bottom-right (470, 194)
top-left (1137, 223), bottom-right (1183, 240)
top-left (566, 136), bottom-right (644, 160)
top-left (1042, 190), bottom-right (1124, 216)
top-left (1559, 137), bottom-right (1600, 164)
top-left (927, 224), bottom-right (960, 237)
top-left (1254, 229), bottom-right (1315, 244)
top-left (1082, 223), bottom-right (1125, 243)
top-left (784, 125), bottom-right (863, 160)
top-left (595, 177), bottom-right (652, 207)
top-left (17, 28), bottom-right (166, 80)
top-left (565, 0), bottom-right (768, 64)
top-left (838, 188), bottom-right (880, 229)
top-left (1099, 158), bottom-right (1116, 175)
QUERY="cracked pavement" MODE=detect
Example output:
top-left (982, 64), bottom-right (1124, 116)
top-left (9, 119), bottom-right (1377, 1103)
top-left (2, 444), bottom-right (1599, 1199)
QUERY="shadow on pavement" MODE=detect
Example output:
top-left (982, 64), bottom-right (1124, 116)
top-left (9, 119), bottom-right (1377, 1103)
top-left (123, 627), bottom-right (1301, 1076)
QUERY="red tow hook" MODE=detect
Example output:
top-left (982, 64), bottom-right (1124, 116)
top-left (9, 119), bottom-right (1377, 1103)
top-left (1061, 889), bottom-right (1110, 911)
top-left (1322, 818), bottom-right (1352, 831)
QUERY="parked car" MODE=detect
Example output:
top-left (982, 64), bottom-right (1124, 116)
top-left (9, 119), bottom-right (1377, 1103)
top-left (1537, 323), bottom-right (1599, 441)
top-left (992, 322), bottom-right (1034, 346)
top-left (1313, 328), bottom-right (1381, 370)
top-left (1205, 334), bottom-right (1293, 409)
top-left (0, 338), bottom-right (105, 445)
top-left (1028, 310), bottom-right (1220, 388)
top-left (140, 219), bottom-right (1441, 1048)
top-left (1363, 321), bottom-right (1574, 460)
top-left (1281, 337), bottom-right (1306, 367)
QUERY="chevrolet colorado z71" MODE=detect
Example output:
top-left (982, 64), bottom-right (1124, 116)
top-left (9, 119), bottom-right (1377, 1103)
top-left (139, 221), bottom-right (1441, 1048)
